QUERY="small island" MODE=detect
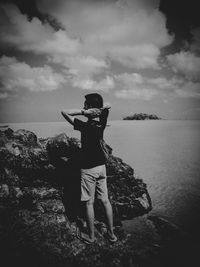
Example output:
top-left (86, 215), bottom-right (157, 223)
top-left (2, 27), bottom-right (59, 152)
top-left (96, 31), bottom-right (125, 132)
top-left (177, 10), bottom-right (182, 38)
top-left (123, 113), bottom-right (161, 120)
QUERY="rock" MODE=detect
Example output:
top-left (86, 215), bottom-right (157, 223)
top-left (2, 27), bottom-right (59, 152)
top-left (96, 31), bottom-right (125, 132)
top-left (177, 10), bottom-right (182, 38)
top-left (0, 184), bottom-right (9, 198)
top-left (46, 133), bottom-right (81, 160)
top-left (0, 128), bottom-right (153, 267)
top-left (0, 128), bottom-right (53, 187)
top-left (136, 193), bottom-right (151, 210)
top-left (13, 129), bottom-right (39, 146)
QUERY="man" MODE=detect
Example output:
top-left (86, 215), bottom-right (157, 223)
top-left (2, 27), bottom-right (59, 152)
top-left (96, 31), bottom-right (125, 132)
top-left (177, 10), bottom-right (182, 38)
top-left (61, 93), bottom-right (117, 244)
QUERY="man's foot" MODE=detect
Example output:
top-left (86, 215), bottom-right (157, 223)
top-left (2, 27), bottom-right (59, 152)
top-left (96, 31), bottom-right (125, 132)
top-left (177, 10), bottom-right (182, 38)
top-left (106, 231), bottom-right (118, 243)
top-left (81, 232), bottom-right (96, 244)
top-left (76, 228), bottom-right (96, 245)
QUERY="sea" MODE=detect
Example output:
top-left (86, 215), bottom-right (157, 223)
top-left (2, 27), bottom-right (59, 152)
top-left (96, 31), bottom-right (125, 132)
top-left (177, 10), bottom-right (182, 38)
top-left (1, 120), bottom-right (200, 238)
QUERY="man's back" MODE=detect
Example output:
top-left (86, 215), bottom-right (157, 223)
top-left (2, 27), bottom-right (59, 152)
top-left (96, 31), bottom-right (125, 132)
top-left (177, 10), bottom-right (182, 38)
top-left (74, 118), bottom-right (106, 168)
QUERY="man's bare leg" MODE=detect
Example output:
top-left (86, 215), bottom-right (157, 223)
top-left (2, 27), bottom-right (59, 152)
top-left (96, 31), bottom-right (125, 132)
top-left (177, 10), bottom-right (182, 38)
top-left (82, 199), bottom-right (95, 243)
top-left (101, 198), bottom-right (117, 241)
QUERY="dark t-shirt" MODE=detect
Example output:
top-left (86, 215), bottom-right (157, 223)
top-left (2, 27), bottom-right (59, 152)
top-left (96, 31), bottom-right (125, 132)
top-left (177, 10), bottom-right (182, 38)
top-left (74, 118), bottom-right (107, 168)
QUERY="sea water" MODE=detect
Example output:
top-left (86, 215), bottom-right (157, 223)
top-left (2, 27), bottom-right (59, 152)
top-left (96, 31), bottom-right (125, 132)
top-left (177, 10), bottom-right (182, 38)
top-left (2, 120), bottom-right (200, 237)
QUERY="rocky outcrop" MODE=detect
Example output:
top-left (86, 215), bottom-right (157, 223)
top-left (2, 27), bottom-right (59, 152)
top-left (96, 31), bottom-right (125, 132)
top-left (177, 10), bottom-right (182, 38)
top-left (0, 128), bottom-right (152, 266)
top-left (2, 128), bottom-right (197, 267)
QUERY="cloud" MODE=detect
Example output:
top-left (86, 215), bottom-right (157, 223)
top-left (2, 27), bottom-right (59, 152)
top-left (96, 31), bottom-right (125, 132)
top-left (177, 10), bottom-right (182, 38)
top-left (114, 72), bottom-right (200, 100)
top-left (175, 82), bottom-right (200, 99)
top-left (0, 56), bottom-right (66, 94)
top-left (147, 77), bottom-right (183, 91)
top-left (166, 28), bottom-right (200, 82)
top-left (0, 4), bottom-right (79, 55)
top-left (109, 44), bottom-right (160, 69)
top-left (0, 3), bottom-right (109, 88)
top-left (0, 92), bottom-right (8, 99)
top-left (167, 51), bottom-right (200, 81)
top-left (149, 76), bottom-right (200, 99)
top-left (0, 54), bottom-right (112, 96)
top-left (38, 0), bottom-right (172, 69)
top-left (72, 75), bottom-right (115, 91)
top-left (115, 73), bottom-right (158, 100)
top-left (190, 28), bottom-right (200, 55)
top-left (115, 88), bottom-right (158, 100)
top-left (0, 0), bottom-right (173, 89)
top-left (55, 55), bottom-right (108, 80)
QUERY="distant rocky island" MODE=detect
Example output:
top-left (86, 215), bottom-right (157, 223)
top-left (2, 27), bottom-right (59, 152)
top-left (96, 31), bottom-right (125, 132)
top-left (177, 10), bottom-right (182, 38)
top-left (123, 113), bottom-right (161, 120)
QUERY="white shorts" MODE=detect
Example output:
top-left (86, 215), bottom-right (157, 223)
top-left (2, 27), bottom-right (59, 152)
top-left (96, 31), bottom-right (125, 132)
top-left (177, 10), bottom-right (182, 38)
top-left (81, 165), bottom-right (108, 201)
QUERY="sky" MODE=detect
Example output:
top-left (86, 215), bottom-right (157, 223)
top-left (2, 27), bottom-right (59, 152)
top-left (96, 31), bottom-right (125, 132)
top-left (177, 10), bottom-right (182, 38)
top-left (0, 0), bottom-right (200, 122)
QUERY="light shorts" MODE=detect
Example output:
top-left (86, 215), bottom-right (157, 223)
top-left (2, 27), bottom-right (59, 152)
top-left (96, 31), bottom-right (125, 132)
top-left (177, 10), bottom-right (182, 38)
top-left (81, 164), bottom-right (108, 201)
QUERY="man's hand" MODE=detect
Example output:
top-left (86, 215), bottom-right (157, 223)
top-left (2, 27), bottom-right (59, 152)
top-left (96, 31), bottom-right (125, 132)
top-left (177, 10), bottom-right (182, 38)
top-left (102, 103), bottom-right (111, 110)
top-left (83, 104), bottom-right (111, 118)
top-left (83, 108), bottom-right (101, 117)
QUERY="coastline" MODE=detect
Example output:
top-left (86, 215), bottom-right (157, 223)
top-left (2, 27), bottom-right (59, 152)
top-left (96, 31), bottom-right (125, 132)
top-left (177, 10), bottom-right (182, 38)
top-left (1, 120), bottom-right (200, 237)
top-left (1, 127), bottom-right (200, 266)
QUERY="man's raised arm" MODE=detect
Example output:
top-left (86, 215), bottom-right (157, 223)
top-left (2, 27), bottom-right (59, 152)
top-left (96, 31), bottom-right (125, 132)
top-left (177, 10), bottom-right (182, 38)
top-left (61, 106), bottom-right (111, 125)
top-left (61, 109), bottom-right (84, 125)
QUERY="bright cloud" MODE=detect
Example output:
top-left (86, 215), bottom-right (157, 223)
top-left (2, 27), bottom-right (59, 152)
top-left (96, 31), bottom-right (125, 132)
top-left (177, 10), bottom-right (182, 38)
top-left (38, 0), bottom-right (172, 69)
top-left (115, 73), bottom-right (158, 100)
top-left (0, 0), bottom-right (173, 92)
top-left (56, 56), bottom-right (108, 79)
top-left (109, 44), bottom-right (160, 69)
top-left (0, 56), bottom-right (66, 94)
top-left (0, 4), bottom-right (79, 55)
top-left (72, 75), bottom-right (115, 92)
top-left (167, 51), bottom-right (200, 81)
top-left (115, 72), bottom-right (200, 100)
top-left (115, 88), bottom-right (158, 100)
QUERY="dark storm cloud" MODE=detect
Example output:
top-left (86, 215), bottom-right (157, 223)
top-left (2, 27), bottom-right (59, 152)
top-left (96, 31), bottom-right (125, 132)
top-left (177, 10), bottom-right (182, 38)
top-left (159, 0), bottom-right (200, 40)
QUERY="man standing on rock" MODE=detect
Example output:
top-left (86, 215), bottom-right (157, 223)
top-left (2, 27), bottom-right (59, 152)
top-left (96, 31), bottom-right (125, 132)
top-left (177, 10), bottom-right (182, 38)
top-left (61, 93), bottom-right (117, 244)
